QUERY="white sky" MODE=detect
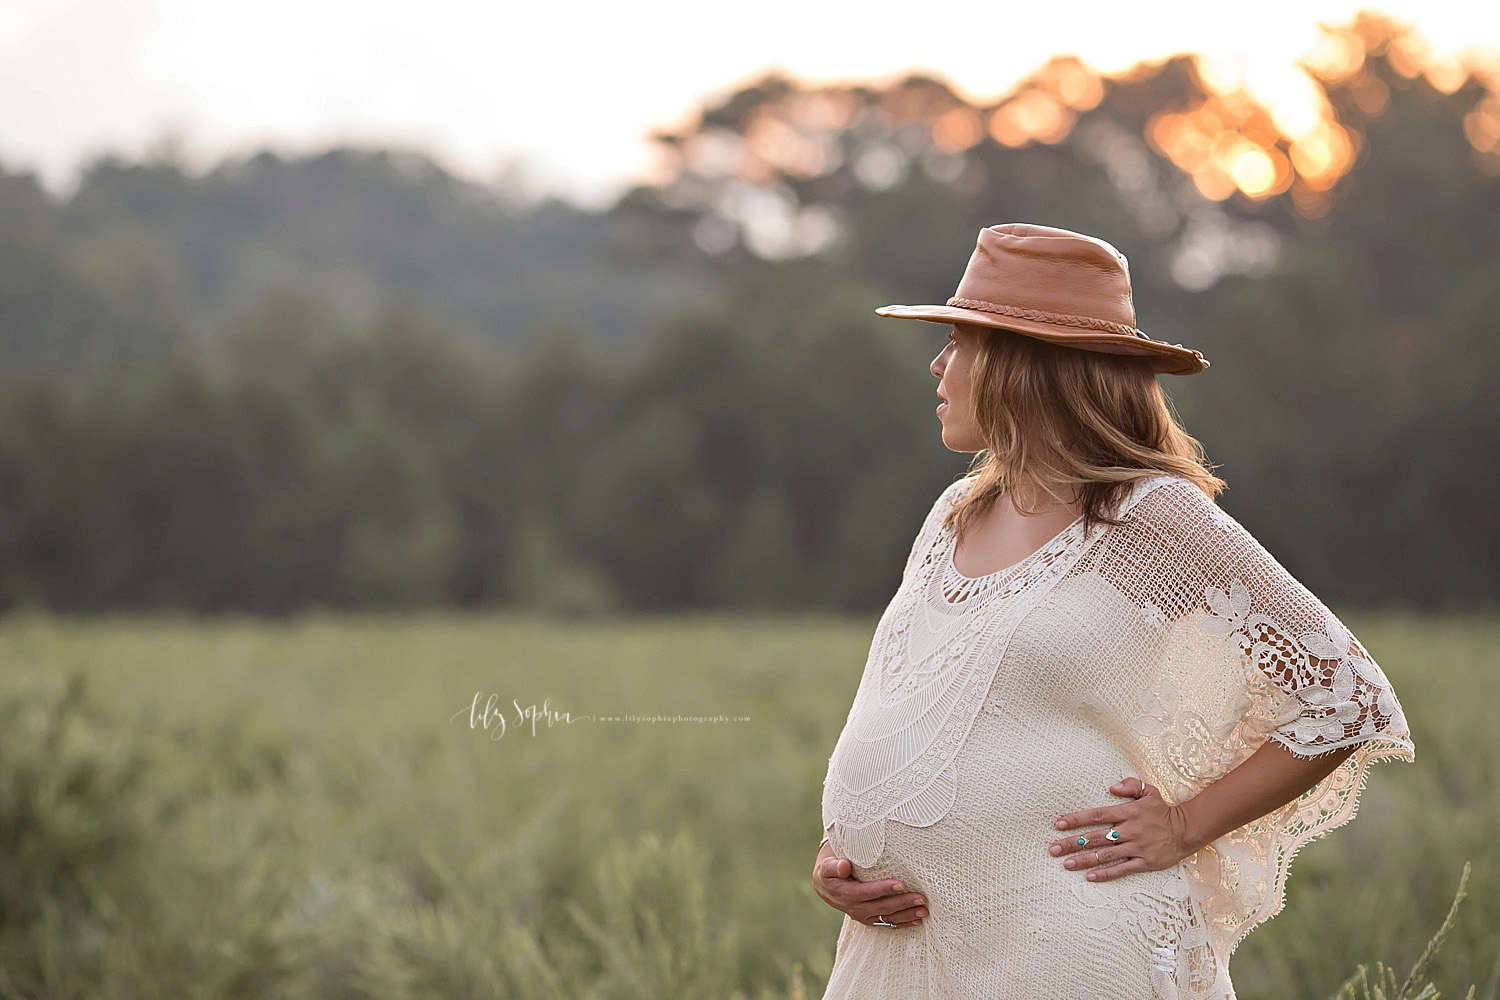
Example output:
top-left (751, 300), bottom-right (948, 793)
top-left (1, 0), bottom-right (1496, 207)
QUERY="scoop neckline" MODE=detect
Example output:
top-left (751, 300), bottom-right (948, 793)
top-left (937, 473), bottom-right (1179, 585)
top-left (942, 510), bottom-right (1087, 584)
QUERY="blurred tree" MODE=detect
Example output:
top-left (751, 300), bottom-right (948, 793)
top-left (0, 169), bottom-right (185, 375)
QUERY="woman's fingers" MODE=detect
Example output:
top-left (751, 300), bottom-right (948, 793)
top-left (821, 871), bottom-right (909, 902)
top-left (816, 856), bottom-right (853, 880)
top-left (812, 858), bottom-right (925, 918)
top-left (1048, 825), bottom-right (1128, 857)
top-left (868, 903), bottom-right (928, 926)
top-left (1064, 845), bottom-right (1127, 869)
top-left (1050, 841), bottom-right (1160, 880)
top-left (850, 888), bottom-right (927, 916)
top-left (1082, 857), bottom-right (1151, 882)
top-left (1047, 779), bottom-right (1178, 881)
top-left (1053, 804), bottom-right (1130, 831)
top-left (1109, 776), bottom-right (1151, 799)
top-left (1056, 777), bottom-right (1155, 832)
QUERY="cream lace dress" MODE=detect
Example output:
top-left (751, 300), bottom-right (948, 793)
top-left (818, 474), bottom-right (1414, 999)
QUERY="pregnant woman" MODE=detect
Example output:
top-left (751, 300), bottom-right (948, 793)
top-left (812, 224), bottom-right (1415, 999)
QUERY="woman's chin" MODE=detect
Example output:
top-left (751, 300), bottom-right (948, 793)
top-left (940, 428), bottom-right (981, 453)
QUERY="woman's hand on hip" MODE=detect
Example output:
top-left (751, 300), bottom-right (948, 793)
top-left (1047, 777), bottom-right (1200, 883)
top-left (812, 842), bottom-right (928, 928)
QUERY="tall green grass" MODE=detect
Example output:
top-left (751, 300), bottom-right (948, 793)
top-left (0, 610), bottom-right (1492, 998)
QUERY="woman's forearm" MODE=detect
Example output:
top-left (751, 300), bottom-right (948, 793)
top-left (1176, 739), bottom-right (1359, 853)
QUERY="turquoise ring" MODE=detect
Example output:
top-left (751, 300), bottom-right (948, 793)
top-left (1076, 837), bottom-right (1087, 846)
top-left (1106, 829), bottom-right (1122, 842)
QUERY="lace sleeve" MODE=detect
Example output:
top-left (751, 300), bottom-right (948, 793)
top-left (1120, 478), bottom-right (1415, 959)
top-left (1183, 495), bottom-right (1413, 761)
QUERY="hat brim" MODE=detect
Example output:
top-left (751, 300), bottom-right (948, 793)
top-left (876, 303), bottom-right (1209, 376)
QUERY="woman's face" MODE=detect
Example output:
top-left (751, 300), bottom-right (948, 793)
top-left (931, 323), bottom-right (985, 453)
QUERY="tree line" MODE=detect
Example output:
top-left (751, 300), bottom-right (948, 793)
top-left (0, 11), bottom-right (1494, 613)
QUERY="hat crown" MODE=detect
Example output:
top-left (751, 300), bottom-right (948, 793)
top-left (951, 224), bottom-right (1137, 329)
top-left (872, 221), bottom-right (1208, 375)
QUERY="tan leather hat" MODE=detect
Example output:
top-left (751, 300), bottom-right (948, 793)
top-left (876, 223), bottom-right (1209, 376)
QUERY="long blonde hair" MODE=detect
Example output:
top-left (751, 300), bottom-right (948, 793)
top-left (943, 322), bottom-right (1226, 540)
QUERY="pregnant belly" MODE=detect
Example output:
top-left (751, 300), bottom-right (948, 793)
top-left (824, 714), bottom-right (1207, 996)
top-left (834, 714), bottom-right (1161, 922)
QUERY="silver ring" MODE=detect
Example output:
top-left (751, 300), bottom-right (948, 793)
top-left (1106, 829), bottom-right (1121, 842)
top-left (872, 915), bottom-right (897, 928)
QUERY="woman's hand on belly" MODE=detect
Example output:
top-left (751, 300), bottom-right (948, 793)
top-left (1045, 777), bottom-right (1194, 883)
top-left (1046, 742), bottom-right (1362, 882)
top-left (812, 842), bottom-right (928, 929)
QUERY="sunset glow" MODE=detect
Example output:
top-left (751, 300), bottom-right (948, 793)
top-left (3, 0), bottom-right (1499, 204)
top-left (651, 10), bottom-right (1500, 213)
top-left (650, 9), bottom-right (1499, 237)
top-left (1139, 17), bottom-right (1500, 209)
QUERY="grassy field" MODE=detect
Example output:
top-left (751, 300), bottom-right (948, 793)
top-left (0, 609), bottom-right (1494, 999)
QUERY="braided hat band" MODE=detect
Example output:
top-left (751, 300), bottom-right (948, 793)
top-left (876, 224), bottom-right (1209, 376)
